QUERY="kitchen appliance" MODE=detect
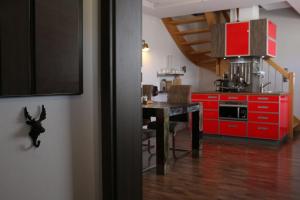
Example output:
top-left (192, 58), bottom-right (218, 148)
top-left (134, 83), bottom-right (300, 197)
top-left (214, 57), bottom-right (266, 92)
top-left (219, 101), bottom-right (248, 121)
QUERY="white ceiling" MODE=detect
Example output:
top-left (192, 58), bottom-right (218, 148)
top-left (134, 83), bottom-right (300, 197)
top-left (143, 0), bottom-right (300, 18)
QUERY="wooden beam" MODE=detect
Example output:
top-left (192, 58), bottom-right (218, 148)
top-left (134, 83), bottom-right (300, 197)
top-left (265, 58), bottom-right (289, 78)
top-left (168, 16), bottom-right (206, 25)
top-left (204, 12), bottom-right (218, 29)
top-left (289, 72), bottom-right (295, 139)
top-left (180, 39), bottom-right (211, 46)
top-left (175, 28), bottom-right (210, 36)
top-left (222, 10), bottom-right (230, 22)
top-left (293, 116), bottom-right (300, 129)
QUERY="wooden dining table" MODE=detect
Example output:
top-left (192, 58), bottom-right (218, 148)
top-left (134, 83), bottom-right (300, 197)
top-left (142, 102), bottom-right (202, 175)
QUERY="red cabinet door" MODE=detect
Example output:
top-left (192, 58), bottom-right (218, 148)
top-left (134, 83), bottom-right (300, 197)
top-left (226, 22), bottom-right (250, 57)
top-left (203, 120), bottom-right (219, 135)
top-left (220, 121), bottom-right (247, 137)
top-left (267, 20), bottom-right (277, 57)
top-left (248, 102), bottom-right (279, 113)
top-left (248, 123), bottom-right (279, 140)
top-left (248, 95), bottom-right (279, 102)
top-left (220, 95), bottom-right (247, 101)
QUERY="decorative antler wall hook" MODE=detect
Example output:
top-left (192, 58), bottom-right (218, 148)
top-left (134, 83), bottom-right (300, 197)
top-left (24, 105), bottom-right (47, 148)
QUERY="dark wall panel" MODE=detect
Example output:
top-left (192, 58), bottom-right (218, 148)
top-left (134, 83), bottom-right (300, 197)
top-left (35, 0), bottom-right (82, 94)
top-left (0, 0), bottom-right (32, 95)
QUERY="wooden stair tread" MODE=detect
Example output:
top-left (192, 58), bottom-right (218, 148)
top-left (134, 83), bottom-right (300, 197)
top-left (175, 28), bottom-right (210, 36)
top-left (180, 39), bottom-right (211, 46)
top-left (168, 16), bottom-right (206, 25)
top-left (198, 59), bottom-right (217, 64)
top-left (189, 50), bottom-right (211, 55)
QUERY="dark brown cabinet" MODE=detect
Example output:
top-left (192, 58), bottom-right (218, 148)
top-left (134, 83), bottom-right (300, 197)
top-left (0, 0), bottom-right (82, 97)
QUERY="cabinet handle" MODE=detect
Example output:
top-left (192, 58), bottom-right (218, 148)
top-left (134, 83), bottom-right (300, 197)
top-left (258, 97), bottom-right (269, 100)
top-left (228, 125), bottom-right (238, 128)
top-left (258, 116), bottom-right (269, 120)
top-left (228, 97), bottom-right (238, 100)
top-left (257, 127), bottom-right (269, 131)
top-left (258, 106), bottom-right (269, 109)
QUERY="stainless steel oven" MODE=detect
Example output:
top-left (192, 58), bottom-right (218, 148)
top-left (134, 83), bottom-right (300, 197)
top-left (219, 101), bottom-right (248, 121)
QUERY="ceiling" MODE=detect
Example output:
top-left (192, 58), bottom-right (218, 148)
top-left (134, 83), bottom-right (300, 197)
top-left (143, 0), bottom-right (300, 18)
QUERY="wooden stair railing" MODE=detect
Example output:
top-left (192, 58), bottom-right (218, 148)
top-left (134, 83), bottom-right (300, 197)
top-left (265, 58), bottom-right (298, 138)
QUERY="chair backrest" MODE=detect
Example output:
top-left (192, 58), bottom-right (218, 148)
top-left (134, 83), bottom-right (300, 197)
top-left (167, 85), bottom-right (191, 104)
top-left (142, 85), bottom-right (153, 100)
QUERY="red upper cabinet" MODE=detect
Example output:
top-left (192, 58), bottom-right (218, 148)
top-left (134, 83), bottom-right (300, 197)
top-left (212, 19), bottom-right (277, 58)
top-left (267, 20), bottom-right (277, 57)
top-left (225, 22), bottom-right (250, 57)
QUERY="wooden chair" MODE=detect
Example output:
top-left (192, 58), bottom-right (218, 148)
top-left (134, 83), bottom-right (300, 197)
top-left (168, 85), bottom-right (192, 159)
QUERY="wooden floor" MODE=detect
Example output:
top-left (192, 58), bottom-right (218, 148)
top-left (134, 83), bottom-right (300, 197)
top-left (143, 131), bottom-right (300, 200)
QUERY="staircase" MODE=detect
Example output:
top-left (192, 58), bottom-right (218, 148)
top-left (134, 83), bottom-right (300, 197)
top-left (162, 11), bottom-right (229, 73)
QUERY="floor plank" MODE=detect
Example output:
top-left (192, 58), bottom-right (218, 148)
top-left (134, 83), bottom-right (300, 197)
top-left (143, 131), bottom-right (300, 200)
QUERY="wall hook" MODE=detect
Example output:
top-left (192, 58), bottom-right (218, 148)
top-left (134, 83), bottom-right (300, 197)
top-left (24, 105), bottom-right (47, 148)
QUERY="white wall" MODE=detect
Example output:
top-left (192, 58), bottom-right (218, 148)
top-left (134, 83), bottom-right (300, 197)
top-left (0, 0), bottom-right (100, 200)
top-left (259, 8), bottom-right (300, 116)
top-left (142, 14), bottom-right (201, 93)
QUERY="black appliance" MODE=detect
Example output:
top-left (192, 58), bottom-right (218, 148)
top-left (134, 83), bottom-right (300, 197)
top-left (219, 102), bottom-right (248, 121)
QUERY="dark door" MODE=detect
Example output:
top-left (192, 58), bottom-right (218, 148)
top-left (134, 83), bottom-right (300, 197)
top-left (0, 0), bottom-right (32, 96)
top-left (34, 0), bottom-right (82, 94)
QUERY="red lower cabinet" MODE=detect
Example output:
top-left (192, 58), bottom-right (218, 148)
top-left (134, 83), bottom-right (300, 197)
top-left (203, 120), bottom-right (219, 135)
top-left (220, 121), bottom-right (247, 137)
top-left (248, 113), bottom-right (279, 124)
top-left (203, 110), bottom-right (218, 119)
top-left (248, 123), bottom-right (279, 140)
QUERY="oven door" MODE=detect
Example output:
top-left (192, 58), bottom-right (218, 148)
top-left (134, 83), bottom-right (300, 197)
top-left (219, 105), bottom-right (239, 120)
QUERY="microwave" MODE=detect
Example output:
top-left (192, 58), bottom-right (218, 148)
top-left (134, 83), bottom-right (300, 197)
top-left (219, 101), bottom-right (248, 121)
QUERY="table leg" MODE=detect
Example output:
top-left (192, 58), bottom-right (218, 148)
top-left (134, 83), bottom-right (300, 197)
top-left (156, 109), bottom-right (169, 175)
top-left (192, 110), bottom-right (201, 158)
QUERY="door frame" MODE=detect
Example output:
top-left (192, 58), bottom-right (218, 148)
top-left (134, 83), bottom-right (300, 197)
top-left (100, 0), bottom-right (142, 200)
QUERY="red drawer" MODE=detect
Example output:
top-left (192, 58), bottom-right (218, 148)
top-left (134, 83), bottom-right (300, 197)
top-left (248, 95), bottom-right (279, 102)
top-left (220, 95), bottom-right (247, 101)
top-left (203, 120), bottom-right (219, 135)
top-left (202, 101), bottom-right (219, 110)
top-left (220, 121), bottom-right (247, 137)
top-left (248, 113), bottom-right (279, 124)
top-left (203, 110), bottom-right (218, 119)
top-left (192, 94), bottom-right (219, 101)
top-left (248, 123), bottom-right (279, 140)
top-left (248, 102), bottom-right (279, 113)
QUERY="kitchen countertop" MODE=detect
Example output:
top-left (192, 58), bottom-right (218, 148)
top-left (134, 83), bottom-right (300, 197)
top-left (192, 91), bottom-right (289, 95)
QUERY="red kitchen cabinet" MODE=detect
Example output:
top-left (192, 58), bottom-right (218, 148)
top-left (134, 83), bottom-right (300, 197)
top-left (248, 123), bottom-right (279, 140)
top-left (248, 102), bottom-right (279, 113)
top-left (225, 22), bottom-right (250, 57)
top-left (192, 93), bottom-right (219, 135)
top-left (212, 19), bottom-right (277, 58)
top-left (248, 113), bottom-right (279, 124)
top-left (192, 94), bottom-right (219, 101)
top-left (203, 120), bottom-right (219, 135)
top-left (248, 95), bottom-right (279, 102)
top-left (220, 121), bottom-right (247, 137)
top-left (192, 93), bottom-right (288, 141)
top-left (203, 110), bottom-right (218, 119)
top-left (220, 94), bottom-right (247, 101)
